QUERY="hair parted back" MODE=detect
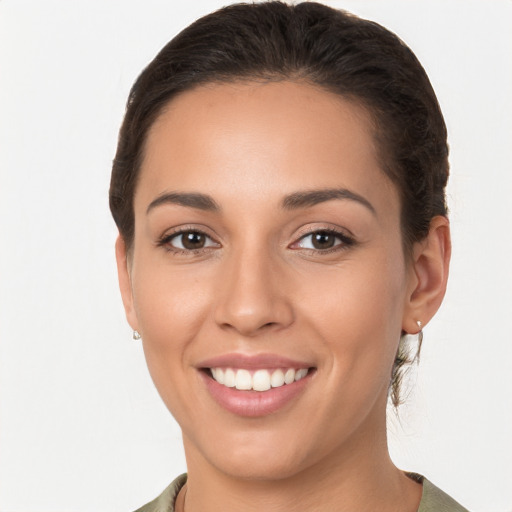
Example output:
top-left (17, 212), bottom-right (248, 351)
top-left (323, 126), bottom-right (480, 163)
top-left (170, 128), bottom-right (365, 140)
top-left (109, 1), bottom-right (449, 406)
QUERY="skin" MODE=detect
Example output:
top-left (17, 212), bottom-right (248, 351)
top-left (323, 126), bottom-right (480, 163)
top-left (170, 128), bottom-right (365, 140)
top-left (116, 81), bottom-right (450, 511)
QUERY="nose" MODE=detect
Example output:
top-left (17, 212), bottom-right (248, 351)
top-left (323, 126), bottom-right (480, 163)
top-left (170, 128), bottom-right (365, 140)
top-left (214, 248), bottom-right (294, 337)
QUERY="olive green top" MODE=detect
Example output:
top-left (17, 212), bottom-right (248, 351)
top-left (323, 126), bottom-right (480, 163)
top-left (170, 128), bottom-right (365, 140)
top-left (134, 473), bottom-right (469, 512)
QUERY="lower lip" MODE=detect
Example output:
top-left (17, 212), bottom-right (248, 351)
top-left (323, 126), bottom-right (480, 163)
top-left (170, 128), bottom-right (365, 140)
top-left (200, 371), bottom-right (312, 417)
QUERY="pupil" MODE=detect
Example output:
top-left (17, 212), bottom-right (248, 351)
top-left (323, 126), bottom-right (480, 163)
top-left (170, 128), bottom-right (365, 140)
top-left (183, 232), bottom-right (205, 249)
top-left (312, 231), bottom-right (334, 249)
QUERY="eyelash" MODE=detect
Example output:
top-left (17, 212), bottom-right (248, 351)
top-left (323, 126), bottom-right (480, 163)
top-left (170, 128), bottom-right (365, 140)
top-left (157, 227), bottom-right (220, 256)
top-left (291, 228), bottom-right (355, 254)
top-left (157, 227), bottom-right (355, 256)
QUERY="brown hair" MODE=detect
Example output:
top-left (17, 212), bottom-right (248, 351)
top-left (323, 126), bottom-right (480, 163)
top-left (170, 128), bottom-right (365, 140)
top-left (109, 1), bottom-right (449, 406)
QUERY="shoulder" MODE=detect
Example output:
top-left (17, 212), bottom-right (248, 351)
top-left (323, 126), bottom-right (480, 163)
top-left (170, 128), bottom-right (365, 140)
top-left (133, 474), bottom-right (187, 512)
top-left (131, 472), bottom-right (470, 512)
top-left (416, 475), bottom-right (470, 512)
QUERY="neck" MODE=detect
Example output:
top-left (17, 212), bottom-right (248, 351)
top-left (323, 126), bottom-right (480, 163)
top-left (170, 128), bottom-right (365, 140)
top-left (182, 410), bottom-right (422, 512)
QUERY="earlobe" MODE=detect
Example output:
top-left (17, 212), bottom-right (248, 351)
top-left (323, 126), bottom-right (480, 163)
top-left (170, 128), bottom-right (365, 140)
top-left (115, 235), bottom-right (139, 332)
top-left (403, 216), bottom-right (451, 334)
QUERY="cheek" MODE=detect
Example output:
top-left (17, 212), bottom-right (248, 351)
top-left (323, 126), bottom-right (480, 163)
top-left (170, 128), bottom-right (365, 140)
top-left (298, 252), bottom-right (407, 388)
top-left (130, 258), bottom-right (213, 388)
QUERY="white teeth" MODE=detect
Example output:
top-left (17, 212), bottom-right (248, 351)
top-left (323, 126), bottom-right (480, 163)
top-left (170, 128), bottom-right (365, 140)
top-left (224, 368), bottom-right (236, 387)
top-left (253, 370), bottom-right (271, 391)
top-left (235, 369), bottom-right (252, 390)
top-left (210, 367), bottom-right (310, 391)
top-left (295, 368), bottom-right (308, 381)
top-left (214, 368), bottom-right (225, 385)
top-left (270, 369), bottom-right (285, 388)
top-left (284, 368), bottom-right (295, 385)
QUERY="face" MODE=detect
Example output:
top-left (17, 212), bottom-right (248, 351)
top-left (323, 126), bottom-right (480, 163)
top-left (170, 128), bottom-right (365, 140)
top-left (118, 81), bottom-right (418, 480)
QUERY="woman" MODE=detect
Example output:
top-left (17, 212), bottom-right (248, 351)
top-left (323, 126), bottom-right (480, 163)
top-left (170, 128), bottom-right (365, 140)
top-left (110, 2), bottom-right (466, 511)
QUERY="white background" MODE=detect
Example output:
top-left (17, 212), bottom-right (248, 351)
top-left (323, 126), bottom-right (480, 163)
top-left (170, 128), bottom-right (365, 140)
top-left (1, 1), bottom-right (511, 511)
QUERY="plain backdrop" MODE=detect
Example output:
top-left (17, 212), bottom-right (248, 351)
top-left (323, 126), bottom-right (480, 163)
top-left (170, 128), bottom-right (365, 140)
top-left (1, 1), bottom-right (511, 511)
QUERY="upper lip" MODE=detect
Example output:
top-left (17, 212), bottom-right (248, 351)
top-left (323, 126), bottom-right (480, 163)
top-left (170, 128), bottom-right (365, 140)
top-left (197, 353), bottom-right (314, 370)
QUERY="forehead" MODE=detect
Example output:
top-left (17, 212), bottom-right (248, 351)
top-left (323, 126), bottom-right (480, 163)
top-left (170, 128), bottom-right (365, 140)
top-left (137, 80), bottom-right (398, 216)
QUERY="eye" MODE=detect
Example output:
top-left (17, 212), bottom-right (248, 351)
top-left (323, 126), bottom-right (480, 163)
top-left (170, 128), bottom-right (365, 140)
top-left (162, 230), bottom-right (219, 251)
top-left (293, 230), bottom-right (353, 251)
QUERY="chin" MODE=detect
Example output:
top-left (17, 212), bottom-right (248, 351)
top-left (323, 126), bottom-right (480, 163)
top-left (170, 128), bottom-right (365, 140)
top-left (212, 450), bottom-right (309, 482)
top-left (185, 424), bottom-right (325, 483)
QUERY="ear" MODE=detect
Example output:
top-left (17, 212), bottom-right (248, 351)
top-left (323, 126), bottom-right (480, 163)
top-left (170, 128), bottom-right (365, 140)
top-left (115, 235), bottom-right (139, 332)
top-left (403, 216), bottom-right (451, 334)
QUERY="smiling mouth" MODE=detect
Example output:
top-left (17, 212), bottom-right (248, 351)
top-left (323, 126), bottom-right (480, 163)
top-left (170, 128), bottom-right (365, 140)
top-left (208, 367), bottom-right (312, 392)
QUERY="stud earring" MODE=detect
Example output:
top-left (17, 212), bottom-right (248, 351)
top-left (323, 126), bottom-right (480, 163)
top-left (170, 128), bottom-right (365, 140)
top-left (132, 330), bottom-right (141, 340)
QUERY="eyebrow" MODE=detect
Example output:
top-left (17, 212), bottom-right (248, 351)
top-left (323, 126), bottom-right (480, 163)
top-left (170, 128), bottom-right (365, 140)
top-left (146, 192), bottom-right (220, 214)
top-left (146, 187), bottom-right (375, 215)
top-left (282, 188), bottom-right (376, 215)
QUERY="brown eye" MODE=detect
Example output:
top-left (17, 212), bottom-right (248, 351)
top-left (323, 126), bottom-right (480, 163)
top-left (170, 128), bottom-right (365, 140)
top-left (181, 231), bottom-right (206, 249)
top-left (166, 230), bottom-right (218, 251)
top-left (311, 231), bottom-right (336, 249)
top-left (293, 229), bottom-right (354, 252)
